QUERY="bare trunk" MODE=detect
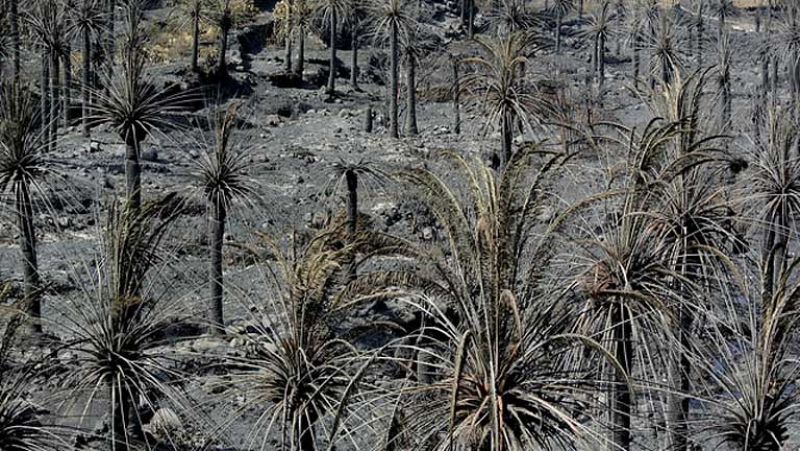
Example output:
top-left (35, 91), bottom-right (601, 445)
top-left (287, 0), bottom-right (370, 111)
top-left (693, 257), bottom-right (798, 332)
top-left (209, 198), bottom-right (226, 334)
top-left (350, 26), bottom-right (359, 89)
top-left (191, 3), bottom-right (201, 71)
top-left (41, 50), bottom-right (50, 138)
top-left (50, 50), bottom-right (59, 149)
top-left (125, 134), bottom-right (141, 211)
top-left (296, 26), bottom-right (305, 77)
top-left (327, 9), bottom-right (337, 95)
top-left (17, 184), bottom-right (41, 334)
top-left (106, 0), bottom-right (116, 67)
top-left (555, 11), bottom-right (562, 54)
top-left (389, 21), bottom-right (399, 138)
top-left (610, 305), bottom-right (633, 451)
top-left (452, 57), bottom-right (461, 134)
top-left (404, 50), bottom-right (418, 135)
top-left (83, 28), bottom-right (92, 137)
top-left (63, 45), bottom-right (73, 127)
top-left (218, 15), bottom-right (230, 76)
top-left (10, 0), bottom-right (20, 80)
top-left (501, 112), bottom-right (512, 166)
top-left (468, 0), bottom-right (474, 38)
top-left (110, 383), bottom-right (130, 451)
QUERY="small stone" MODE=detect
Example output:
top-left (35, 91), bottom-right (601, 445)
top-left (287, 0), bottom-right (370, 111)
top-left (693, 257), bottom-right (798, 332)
top-left (422, 226), bottom-right (434, 241)
top-left (141, 148), bottom-right (158, 162)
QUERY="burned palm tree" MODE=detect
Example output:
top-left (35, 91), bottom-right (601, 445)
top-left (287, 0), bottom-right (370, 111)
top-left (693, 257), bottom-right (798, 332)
top-left (325, 158), bottom-right (389, 280)
top-left (88, 52), bottom-right (191, 211)
top-left (214, 228), bottom-right (384, 451)
top-left (213, 0), bottom-right (234, 76)
top-left (550, 0), bottom-right (574, 54)
top-left (577, 1), bottom-right (614, 94)
top-left (689, 260), bottom-right (798, 451)
top-left (69, 0), bottom-right (105, 138)
top-left (315, 0), bottom-right (351, 95)
top-left (26, 0), bottom-right (70, 149)
top-left (53, 195), bottom-right (191, 451)
top-left (389, 148), bottom-right (619, 450)
top-left (0, 302), bottom-right (72, 450)
top-left (189, 103), bottom-right (259, 334)
top-left (367, 0), bottom-right (416, 138)
top-left (461, 32), bottom-right (552, 168)
top-left (0, 82), bottom-right (51, 334)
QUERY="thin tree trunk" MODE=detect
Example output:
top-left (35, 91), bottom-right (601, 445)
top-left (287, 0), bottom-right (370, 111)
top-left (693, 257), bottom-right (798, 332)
top-left (696, 8), bottom-right (704, 68)
top-left (579, 0), bottom-right (584, 18)
top-left (63, 45), bottom-right (73, 127)
top-left (285, 33), bottom-right (293, 73)
top-left (404, 50), bottom-right (418, 135)
top-left (50, 50), bottom-right (60, 148)
top-left (501, 112), bottom-right (512, 166)
top-left (633, 34), bottom-right (640, 88)
top-left (83, 28), bottom-right (92, 137)
top-left (218, 15), bottom-right (230, 76)
top-left (351, 25), bottom-right (359, 90)
top-left (461, 0), bottom-right (467, 28)
top-left (298, 410), bottom-right (318, 451)
top-left (452, 57), bottom-right (461, 134)
top-left (389, 21), bottom-right (399, 138)
top-left (17, 185), bottom-right (41, 334)
top-left (555, 11), bottom-right (562, 54)
top-left (191, 2), bottom-right (201, 72)
top-left (209, 198), bottom-right (226, 334)
top-left (125, 134), bottom-right (141, 211)
top-left (296, 26), bottom-right (305, 78)
top-left (107, 0), bottom-right (116, 67)
top-left (10, 0), bottom-right (20, 80)
top-left (345, 169), bottom-right (358, 280)
top-left (468, 0), bottom-right (474, 38)
top-left (327, 8), bottom-right (337, 95)
top-left (110, 383), bottom-right (130, 451)
top-left (41, 50), bottom-right (50, 138)
top-left (611, 304), bottom-right (633, 451)
top-left (598, 33), bottom-right (606, 95)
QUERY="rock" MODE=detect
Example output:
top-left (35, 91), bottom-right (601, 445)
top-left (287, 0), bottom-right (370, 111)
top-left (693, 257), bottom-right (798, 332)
top-left (57, 216), bottom-right (72, 228)
top-left (141, 148), bottom-right (158, 162)
top-left (338, 109), bottom-right (352, 118)
top-left (265, 115), bottom-right (281, 127)
top-left (88, 141), bottom-right (101, 153)
top-left (144, 407), bottom-right (183, 441)
top-left (422, 226), bottom-right (434, 241)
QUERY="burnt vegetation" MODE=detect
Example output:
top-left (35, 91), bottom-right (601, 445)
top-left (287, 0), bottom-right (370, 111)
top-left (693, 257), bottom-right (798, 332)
top-left (2, 0), bottom-right (800, 450)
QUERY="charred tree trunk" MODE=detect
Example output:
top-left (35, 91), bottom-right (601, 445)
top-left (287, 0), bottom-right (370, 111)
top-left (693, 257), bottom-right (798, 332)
top-left (63, 45), bottom-right (73, 127)
top-left (350, 25), bottom-right (360, 90)
top-left (50, 50), bottom-right (60, 149)
top-left (501, 112), bottom-right (512, 167)
top-left (611, 304), bottom-right (633, 451)
top-left (83, 27), bottom-right (92, 137)
top-left (209, 198), bottom-right (226, 334)
top-left (191, 2), bottom-right (201, 72)
top-left (125, 133), bottom-right (141, 211)
top-left (10, 0), bottom-right (20, 80)
top-left (218, 9), bottom-right (231, 76)
top-left (404, 49), bottom-right (418, 135)
top-left (452, 57), bottom-right (461, 134)
top-left (41, 50), bottom-right (50, 139)
top-left (555, 10), bottom-right (562, 54)
top-left (296, 25), bottom-right (305, 78)
top-left (327, 8), bottom-right (337, 95)
top-left (17, 185), bottom-right (41, 334)
top-left (389, 21), bottom-right (399, 138)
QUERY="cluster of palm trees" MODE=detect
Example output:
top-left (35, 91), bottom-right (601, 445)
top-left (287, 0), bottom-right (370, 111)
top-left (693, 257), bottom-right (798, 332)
top-left (3, 0), bottom-right (800, 450)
